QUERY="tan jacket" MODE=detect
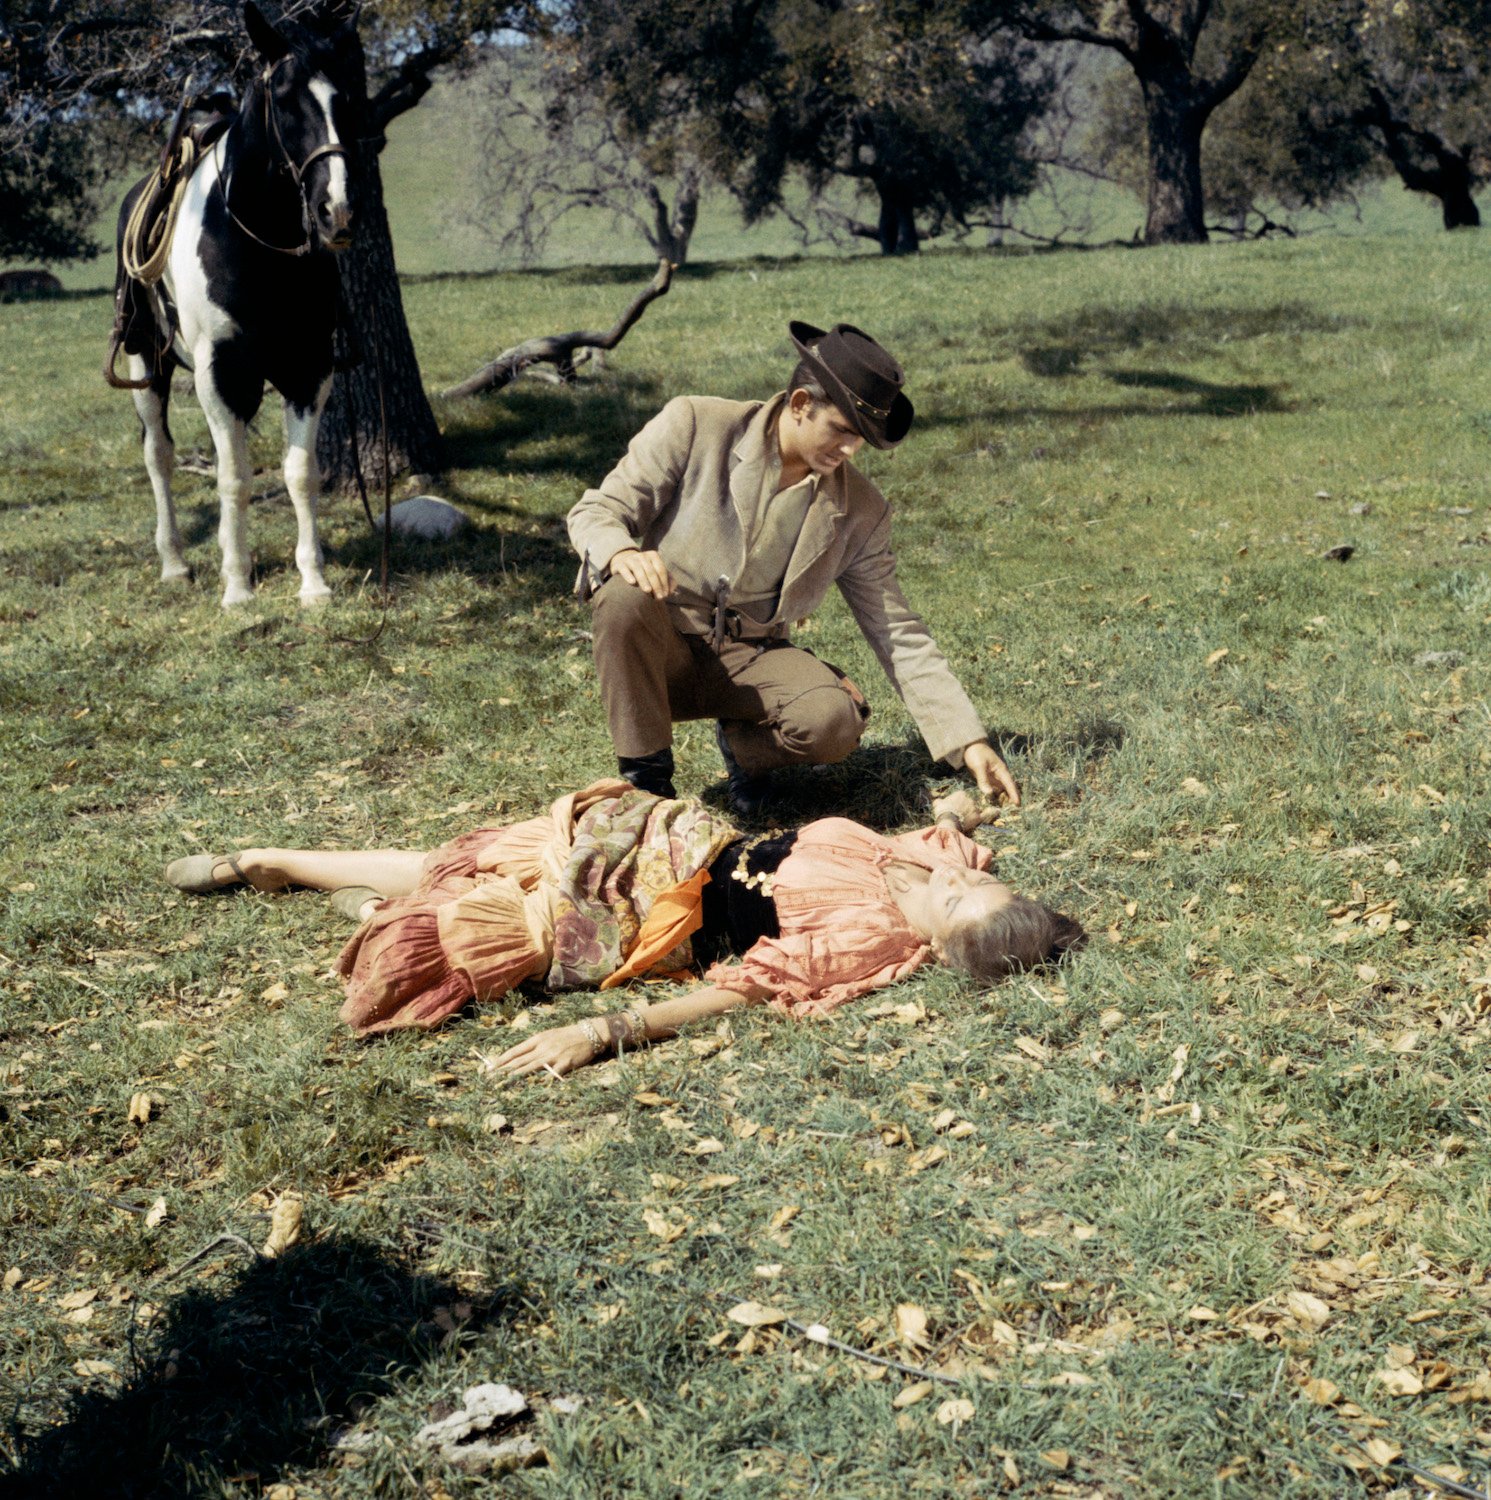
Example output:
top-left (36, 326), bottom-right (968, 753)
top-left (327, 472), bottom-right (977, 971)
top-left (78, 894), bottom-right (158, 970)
top-left (567, 394), bottom-right (987, 767)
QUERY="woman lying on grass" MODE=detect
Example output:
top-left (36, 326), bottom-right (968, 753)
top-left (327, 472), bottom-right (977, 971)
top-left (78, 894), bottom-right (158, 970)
top-left (166, 781), bottom-right (1084, 1079)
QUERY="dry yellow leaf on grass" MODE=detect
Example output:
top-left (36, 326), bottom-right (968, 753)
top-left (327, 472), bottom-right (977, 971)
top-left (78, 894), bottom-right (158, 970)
top-left (1179, 777), bottom-right (1210, 797)
top-left (894, 1304), bottom-right (930, 1347)
top-left (3, 1268), bottom-right (21, 1291)
top-left (1040, 1449), bottom-right (1071, 1471)
top-left (1378, 1366), bottom-right (1424, 1396)
top-left (144, 1197), bottom-right (168, 1230)
top-left (892, 1380), bottom-right (934, 1409)
top-left (126, 1092), bottom-right (156, 1125)
top-left (936, 1397), bottom-right (975, 1426)
top-left (72, 1359), bottom-right (118, 1379)
top-left (697, 1174), bottom-right (740, 1190)
top-left (1286, 1291), bottom-right (1332, 1330)
top-left (1206, 648), bottom-right (1230, 667)
top-left (1300, 1377), bottom-right (1341, 1406)
top-left (1363, 1437), bottom-right (1403, 1466)
top-left (58, 1288), bottom-right (98, 1311)
top-left (260, 981), bottom-right (291, 1004)
top-left (726, 1300), bottom-right (788, 1328)
top-left (1186, 1306), bottom-right (1220, 1321)
top-left (642, 1210), bottom-right (686, 1244)
top-left (687, 1137), bottom-right (725, 1156)
top-left (768, 1205), bottom-right (800, 1231)
top-left (261, 1193), bottom-right (304, 1259)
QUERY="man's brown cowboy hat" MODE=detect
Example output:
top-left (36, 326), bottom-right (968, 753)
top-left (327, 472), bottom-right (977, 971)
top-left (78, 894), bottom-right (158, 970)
top-left (789, 320), bottom-right (914, 450)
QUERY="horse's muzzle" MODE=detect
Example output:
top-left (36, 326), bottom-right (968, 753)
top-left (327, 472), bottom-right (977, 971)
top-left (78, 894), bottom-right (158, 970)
top-left (317, 203), bottom-right (355, 252)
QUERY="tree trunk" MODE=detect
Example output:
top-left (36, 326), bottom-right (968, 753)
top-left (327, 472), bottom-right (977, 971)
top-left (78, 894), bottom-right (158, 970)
top-left (317, 141), bottom-right (442, 491)
top-left (1441, 177), bottom-right (1481, 230)
top-left (1140, 81), bottom-right (1207, 245)
top-left (1363, 90), bottom-right (1481, 233)
top-left (647, 166), bottom-right (700, 265)
top-left (875, 182), bottom-right (919, 255)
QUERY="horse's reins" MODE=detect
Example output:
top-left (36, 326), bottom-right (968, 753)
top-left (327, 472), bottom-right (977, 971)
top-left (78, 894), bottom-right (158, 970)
top-left (215, 56), bottom-right (349, 258)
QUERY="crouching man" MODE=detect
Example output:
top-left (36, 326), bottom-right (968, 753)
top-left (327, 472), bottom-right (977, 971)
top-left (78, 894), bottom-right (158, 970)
top-left (566, 318), bottom-right (1019, 816)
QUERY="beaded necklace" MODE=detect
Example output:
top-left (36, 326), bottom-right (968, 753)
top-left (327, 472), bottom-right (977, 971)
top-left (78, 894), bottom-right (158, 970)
top-left (730, 828), bottom-right (785, 897)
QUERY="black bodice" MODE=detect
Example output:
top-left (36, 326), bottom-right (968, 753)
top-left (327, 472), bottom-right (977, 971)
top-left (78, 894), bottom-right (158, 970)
top-left (694, 831), bottom-right (799, 967)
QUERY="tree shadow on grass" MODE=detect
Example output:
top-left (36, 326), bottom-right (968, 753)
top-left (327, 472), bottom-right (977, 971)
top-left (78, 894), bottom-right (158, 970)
top-left (7, 1236), bottom-right (513, 1499)
top-left (437, 378), bottom-right (665, 484)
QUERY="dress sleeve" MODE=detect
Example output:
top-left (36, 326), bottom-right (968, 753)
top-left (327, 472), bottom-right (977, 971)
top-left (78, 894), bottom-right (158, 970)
top-left (706, 926), bottom-right (931, 1019)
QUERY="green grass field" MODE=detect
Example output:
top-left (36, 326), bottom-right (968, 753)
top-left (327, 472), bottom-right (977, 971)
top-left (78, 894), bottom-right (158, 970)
top-left (3, 171), bottom-right (1491, 1498)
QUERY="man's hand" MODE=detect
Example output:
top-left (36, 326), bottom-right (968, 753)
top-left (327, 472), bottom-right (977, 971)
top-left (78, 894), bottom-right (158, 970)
top-left (609, 548), bottom-right (674, 601)
top-left (963, 741), bottom-right (1020, 808)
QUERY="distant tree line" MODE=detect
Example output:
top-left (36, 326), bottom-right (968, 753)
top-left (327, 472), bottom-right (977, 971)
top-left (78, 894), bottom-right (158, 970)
top-left (4, 0), bottom-right (1489, 482)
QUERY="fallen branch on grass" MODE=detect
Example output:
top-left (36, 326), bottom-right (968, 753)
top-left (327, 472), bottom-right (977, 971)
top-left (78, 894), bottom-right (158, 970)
top-left (441, 258), bottom-right (675, 399)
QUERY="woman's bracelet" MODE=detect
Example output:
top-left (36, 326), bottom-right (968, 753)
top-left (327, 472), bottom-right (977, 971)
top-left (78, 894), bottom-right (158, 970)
top-left (619, 1006), bottom-right (648, 1049)
top-left (577, 1017), bottom-right (606, 1058)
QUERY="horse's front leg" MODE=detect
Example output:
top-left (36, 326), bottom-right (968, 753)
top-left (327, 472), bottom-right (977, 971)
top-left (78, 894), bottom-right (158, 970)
top-left (283, 377), bottom-right (333, 607)
top-left (129, 355), bottom-right (192, 585)
top-left (194, 350), bottom-right (257, 608)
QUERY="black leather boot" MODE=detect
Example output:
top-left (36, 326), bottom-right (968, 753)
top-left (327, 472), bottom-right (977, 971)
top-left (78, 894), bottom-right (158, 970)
top-left (617, 748), bottom-right (676, 798)
top-left (715, 722), bottom-right (774, 818)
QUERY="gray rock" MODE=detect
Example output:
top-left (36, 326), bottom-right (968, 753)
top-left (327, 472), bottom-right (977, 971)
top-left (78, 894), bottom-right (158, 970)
top-left (375, 495), bottom-right (469, 540)
top-left (1415, 651), bottom-right (1465, 668)
top-left (1320, 543), bottom-right (1354, 562)
top-left (1349, 501), bottom-right (1372, 516)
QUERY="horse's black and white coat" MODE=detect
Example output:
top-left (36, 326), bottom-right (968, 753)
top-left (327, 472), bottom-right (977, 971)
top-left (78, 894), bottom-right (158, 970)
top-left (115, 1), bottom-right (359, 607)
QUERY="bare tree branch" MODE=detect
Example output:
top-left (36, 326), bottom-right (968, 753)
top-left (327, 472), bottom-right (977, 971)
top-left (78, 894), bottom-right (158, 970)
top-left (441, 258), bottom-right (675, 399)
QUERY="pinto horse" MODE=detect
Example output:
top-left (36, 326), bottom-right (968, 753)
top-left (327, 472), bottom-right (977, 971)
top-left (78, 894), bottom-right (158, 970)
top-left (112, 1), bottom-right (359, 607)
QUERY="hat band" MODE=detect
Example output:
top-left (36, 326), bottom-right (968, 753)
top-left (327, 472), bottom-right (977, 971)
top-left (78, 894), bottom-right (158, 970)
top-left (850, 392), bottom-right (892, 420)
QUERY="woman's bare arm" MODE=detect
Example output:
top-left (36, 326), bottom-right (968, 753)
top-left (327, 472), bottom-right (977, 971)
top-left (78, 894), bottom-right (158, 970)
top-left (492, 982), bottom-right (774, 1080)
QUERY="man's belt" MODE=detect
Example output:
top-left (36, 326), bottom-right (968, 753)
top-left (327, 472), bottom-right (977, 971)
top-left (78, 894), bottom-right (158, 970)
top-left (669, 579), bottom-right (786, 648)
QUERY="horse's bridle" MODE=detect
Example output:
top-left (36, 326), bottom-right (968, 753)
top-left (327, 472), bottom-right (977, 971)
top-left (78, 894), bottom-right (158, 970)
top-left (216, 55), bottom-right (350, 257)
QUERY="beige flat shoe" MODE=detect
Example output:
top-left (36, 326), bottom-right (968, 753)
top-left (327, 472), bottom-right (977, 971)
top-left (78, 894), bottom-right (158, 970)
top-left (165, 853), bottom-right (249, 894)
top-left (330, 886), bottom-right (381, 922)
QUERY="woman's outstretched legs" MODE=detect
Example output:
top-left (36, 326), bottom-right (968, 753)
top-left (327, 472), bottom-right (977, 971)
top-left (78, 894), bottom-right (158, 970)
top-left (231, 848), bottom-right (429, 898)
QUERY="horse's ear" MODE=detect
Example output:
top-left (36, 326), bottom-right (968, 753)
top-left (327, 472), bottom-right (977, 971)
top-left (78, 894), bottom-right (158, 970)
top-left (244, 2), bottom-right (291, 63)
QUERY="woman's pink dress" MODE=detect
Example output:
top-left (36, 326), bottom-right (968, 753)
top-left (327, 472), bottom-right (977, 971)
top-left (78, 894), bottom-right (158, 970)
top-left (336, 783), bottom-right (990, 1034)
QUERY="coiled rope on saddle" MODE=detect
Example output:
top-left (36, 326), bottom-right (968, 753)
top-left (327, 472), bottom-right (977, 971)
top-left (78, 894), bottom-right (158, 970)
top-left (105, 94), bottom-right (230, 390)
top-left (120, 137), bottom-right (199, 286)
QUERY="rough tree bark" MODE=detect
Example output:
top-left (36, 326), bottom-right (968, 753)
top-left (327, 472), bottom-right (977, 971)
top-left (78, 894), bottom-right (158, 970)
top-left (316, 25), bottom-right (442, 492)
top-left (1140, 73), bottom-right (1208, 246)
top-left (441, 258), bottom-right (674, 399)
top-left (1365, 89), bottom-right (1481, 230)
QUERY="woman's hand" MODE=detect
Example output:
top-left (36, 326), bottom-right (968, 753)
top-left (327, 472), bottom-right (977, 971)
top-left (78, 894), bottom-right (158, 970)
top-left (491, 1023), bottom-right (598, 1081)
top-left (933, 788), bottom-right (994, 833)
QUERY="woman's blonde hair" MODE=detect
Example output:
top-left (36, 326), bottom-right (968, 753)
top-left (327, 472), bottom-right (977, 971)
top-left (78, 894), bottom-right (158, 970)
top-left (937, 895), bottom-right (1086, 984)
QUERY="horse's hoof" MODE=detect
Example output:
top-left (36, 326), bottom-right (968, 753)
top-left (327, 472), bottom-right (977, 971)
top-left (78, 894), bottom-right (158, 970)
top-left (221, 588), bottom-right (254, 609)
top-left (298, 587), bottom-right (332, 609)
top-left (160, 567), bottom-right (194, 587)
